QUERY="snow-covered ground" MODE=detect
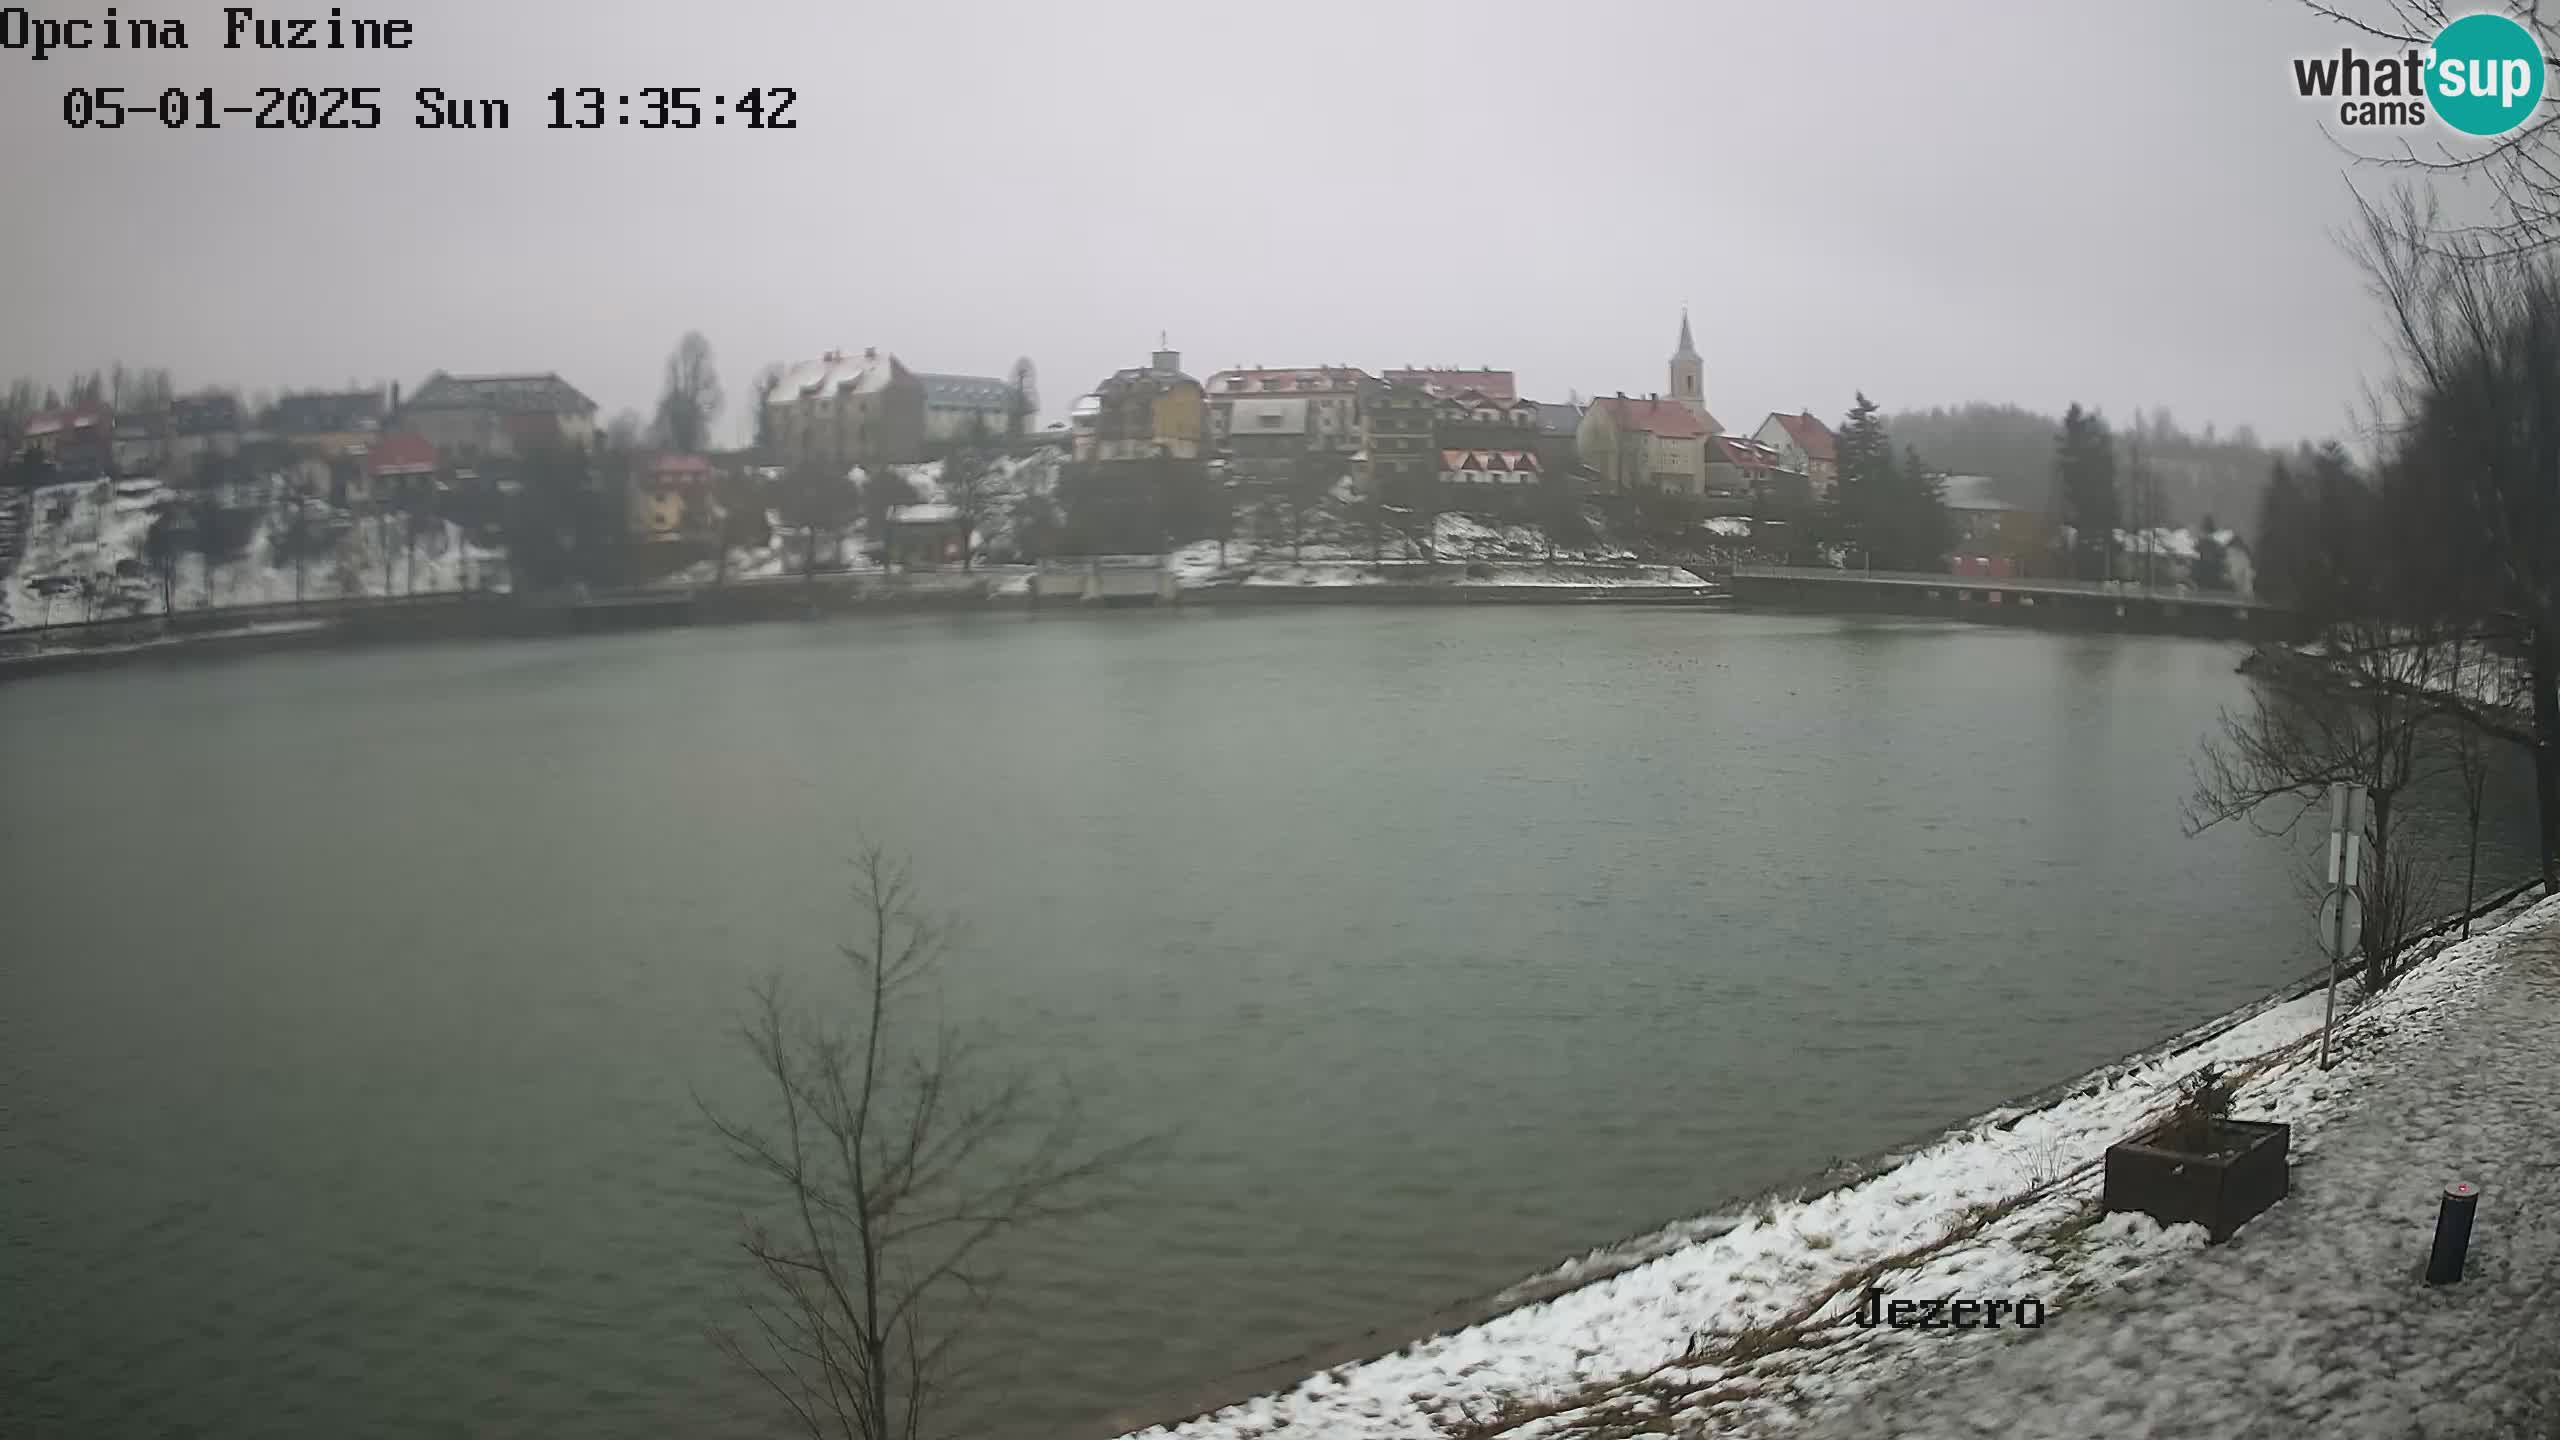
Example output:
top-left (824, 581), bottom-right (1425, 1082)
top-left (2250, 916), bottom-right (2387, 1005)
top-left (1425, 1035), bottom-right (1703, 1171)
top-left (1164, 513), bottom-right (1698, 589)
top-left (0, 478), bottom-right (507, 631)
top-left (1122, 887), bottom-right (2559, 1440)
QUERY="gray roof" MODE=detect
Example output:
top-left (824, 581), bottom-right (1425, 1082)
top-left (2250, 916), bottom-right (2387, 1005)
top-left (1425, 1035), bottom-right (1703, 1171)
top-left (918, 373), bottom-right (1015, 408)
top-left (271, 389), bottom-right (385, 434)
top-left (408, 372), bottom-right (596, 416)
top-left (1535, 401), bottom-right (1582, 436)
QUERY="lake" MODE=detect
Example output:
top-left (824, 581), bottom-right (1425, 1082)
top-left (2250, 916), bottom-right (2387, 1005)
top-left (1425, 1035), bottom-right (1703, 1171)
top-left (1, 607), bottom-right (2537, 1437)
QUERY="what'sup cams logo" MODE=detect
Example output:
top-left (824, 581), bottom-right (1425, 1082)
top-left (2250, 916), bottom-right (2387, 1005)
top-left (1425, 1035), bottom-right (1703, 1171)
top-left (2293, 10), bottom-right (2547, 136)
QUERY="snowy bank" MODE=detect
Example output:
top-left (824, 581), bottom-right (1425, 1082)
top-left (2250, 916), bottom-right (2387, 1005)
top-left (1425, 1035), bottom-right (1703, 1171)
top-left (1120, 885), bottom-right (2556, 1440)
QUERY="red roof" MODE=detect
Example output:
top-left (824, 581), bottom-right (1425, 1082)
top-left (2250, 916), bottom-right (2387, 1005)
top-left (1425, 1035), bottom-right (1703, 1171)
top-left (1593, 395), bottom-right (1712, 440)
top-left (647, 453), bottom-right (714, 478)
top-left (1709, 436), bottom-right (1783, 466)
top-left (23, 403), bottom-right (111, 437)
top-left (1773, 411), bottom-right (1836, 462)
top-left (1386, 369), bottom-right (1517, 402)
top-left (366, 432), bottom-right (439, 475)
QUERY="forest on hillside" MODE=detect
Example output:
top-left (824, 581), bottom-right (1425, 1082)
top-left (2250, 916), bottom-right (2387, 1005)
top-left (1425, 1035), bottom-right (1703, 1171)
top-left (1886, 403), bottom-right (2290, 536)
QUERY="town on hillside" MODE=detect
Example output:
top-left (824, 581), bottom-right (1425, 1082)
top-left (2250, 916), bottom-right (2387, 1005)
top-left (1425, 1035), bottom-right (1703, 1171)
top-left (0, 315), bottom-right (2265, 633)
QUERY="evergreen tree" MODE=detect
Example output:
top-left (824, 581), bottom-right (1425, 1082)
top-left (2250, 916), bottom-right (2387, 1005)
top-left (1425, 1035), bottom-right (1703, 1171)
top-left (1889, 444), bottom-right (1949, 571)
top-left (1834, 392), bottom-right (1894, 566)
top-left (2192, 512), bottom-right (2229, 591)
top-left (2053, 403), bottom-right (2119, 579)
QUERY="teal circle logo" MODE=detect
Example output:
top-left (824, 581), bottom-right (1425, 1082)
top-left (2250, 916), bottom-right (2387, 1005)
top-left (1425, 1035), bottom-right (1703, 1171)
top-left (2431, 13), bottom-right (2546, 136)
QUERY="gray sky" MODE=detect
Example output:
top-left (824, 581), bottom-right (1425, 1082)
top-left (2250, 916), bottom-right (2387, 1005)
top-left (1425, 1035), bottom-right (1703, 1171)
top-left (1, 0), bottom-right (2424, 445)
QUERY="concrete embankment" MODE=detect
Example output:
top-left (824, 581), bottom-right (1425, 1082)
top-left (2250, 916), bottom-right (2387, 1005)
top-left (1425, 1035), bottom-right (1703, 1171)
top-left (0, 574), bottom-right (1724, 682)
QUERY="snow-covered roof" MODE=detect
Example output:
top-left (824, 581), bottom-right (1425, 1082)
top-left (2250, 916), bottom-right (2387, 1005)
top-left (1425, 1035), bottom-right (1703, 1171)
top-left (888, 502), bottom-right (959, 524)
top-left (1939, 474), bottom-right (2023, 512)
top-left (778, 350), bottom-right (905, 400)
top-left (2116, 525), bottom-right (2199, 560)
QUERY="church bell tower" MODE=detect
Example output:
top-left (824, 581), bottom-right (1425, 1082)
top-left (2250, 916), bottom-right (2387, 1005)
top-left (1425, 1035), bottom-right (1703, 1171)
top-left (1669, 308), bottom-right (1705, 418)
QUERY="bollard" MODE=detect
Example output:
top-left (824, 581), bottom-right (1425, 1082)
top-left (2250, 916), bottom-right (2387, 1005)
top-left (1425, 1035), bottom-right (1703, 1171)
top-left (2426, 1182), bottom-right (2480, 1284)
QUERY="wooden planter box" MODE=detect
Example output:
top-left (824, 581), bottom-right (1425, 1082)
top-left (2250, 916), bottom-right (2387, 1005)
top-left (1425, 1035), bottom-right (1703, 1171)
top-left (2101, 1118), bottom-right (2290, 1243)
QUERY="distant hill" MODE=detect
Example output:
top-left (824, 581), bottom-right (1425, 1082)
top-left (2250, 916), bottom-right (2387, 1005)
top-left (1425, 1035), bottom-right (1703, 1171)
top-left (1886, 403), bottom-right (2284, 535)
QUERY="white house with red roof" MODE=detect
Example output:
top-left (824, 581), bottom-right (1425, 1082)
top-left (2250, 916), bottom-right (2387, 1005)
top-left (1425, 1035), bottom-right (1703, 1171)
top-left (1438, 447), bottom-right (1541, 487)
top-left (1752, 411), bottom-right (1840, 498)
top-left (1705, 434), bottom-right (1806, 501)
top-left (1204, 366), bottom-right (1371, 455)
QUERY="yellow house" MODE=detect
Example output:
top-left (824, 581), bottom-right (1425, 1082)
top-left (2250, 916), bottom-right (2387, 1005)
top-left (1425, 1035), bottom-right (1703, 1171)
top-left (1073, 345), bottom-right (1205, 461)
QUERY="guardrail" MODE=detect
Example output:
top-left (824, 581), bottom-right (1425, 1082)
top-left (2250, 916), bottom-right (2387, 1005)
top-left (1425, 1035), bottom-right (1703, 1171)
top-left (1728, 564), bottom-right (2262, 608)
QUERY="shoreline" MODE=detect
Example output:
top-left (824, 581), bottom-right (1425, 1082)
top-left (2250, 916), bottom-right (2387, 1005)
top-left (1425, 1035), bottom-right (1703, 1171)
top-left (1093, 874), bottom-right (2548, 1439)
top-left (0, 577), bottom-right (1726, 683)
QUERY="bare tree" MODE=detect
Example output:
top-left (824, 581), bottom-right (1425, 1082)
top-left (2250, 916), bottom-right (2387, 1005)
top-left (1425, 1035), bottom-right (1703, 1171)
top-left (752, 364), bottom-right (787, 459)
top-left (657, 331), bottom-right (725, 455)
top-left (940, 420), bottom-right (999, 573)
top-left (2354, 190), bottom-right (2560, 888)
top-left (702, 848), bottom-right (1152, 1440)
top-left (2186, 616), bottom-right (2446, 992)
top-left (2304, 2), bottom-right (2560, 258)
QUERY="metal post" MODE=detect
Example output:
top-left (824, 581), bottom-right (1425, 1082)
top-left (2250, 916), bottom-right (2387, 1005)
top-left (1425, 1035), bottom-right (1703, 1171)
top-left (2427, 1182), bottom-right (2480, 1284)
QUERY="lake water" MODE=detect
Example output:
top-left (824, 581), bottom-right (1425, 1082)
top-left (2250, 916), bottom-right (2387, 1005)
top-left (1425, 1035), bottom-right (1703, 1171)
top-left (1, 608), bottom-right (2537, 1438)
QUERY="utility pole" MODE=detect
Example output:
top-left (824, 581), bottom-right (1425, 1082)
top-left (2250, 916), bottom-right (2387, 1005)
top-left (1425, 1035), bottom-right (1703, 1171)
top-left (2317, 781), bottom-right (2367, 1071)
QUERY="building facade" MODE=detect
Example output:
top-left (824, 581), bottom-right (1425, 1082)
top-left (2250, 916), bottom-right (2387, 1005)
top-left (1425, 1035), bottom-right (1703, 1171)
top-left (1578, 394), bottom-right (1711, 495)
top-left (1753, 412), bottom-right (1839, 498)
top-left (1359, 377), bottom-right (1437, 507)
top-left (1205, 367), bottom-right (1370, 456)
top-left (765, 350), bottom-right (927, 473)
top-left (1074, 346), bottom-right (1206, 462)
top-left (1705, 434), bottom-right (1806, 501)
top-left (916, 372), bottom-right (1025, 445)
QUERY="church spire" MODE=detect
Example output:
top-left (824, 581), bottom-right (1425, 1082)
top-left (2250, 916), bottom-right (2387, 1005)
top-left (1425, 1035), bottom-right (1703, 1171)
top-left (1669, 306), bottom-right (1705, 418)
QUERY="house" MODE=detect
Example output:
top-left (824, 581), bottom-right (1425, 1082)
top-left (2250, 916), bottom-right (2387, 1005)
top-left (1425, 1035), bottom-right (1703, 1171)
top-left (20, 402), bottom-right (115, 481)
top-left (1533, 400), bottom-right (1584, 480)
top-left (1941, 473), bottom-right (2053, 578)
top-left (917, 372), bottom-right (1025, 445)
top-left (1384, 368), bottom-right (1516, 402)
top-left (270, 389), bottom-right (388, 458)
top-left (1204, 366), bottom-right (1370, 455)
top-left (1705, 435), bottom-right (1806, 502)
top-left (765, 349), bottom-right (927, 473)
top-left (883, 502), bottom-right (967, 569)
top-left (168, 391), bottom-right (245, 462)
top-left (1753, 412), bottom-right (1840, 499)
top-left (1431, 387), bottom-right (1542, 449)
top-left (1440, 448), bottom-right (1541, 487)
top-left (1073, 345), bottom-right (1206, 462)
top-left (361, 432), bottom-right (440, 508)
top-left (1219, 398), bottom-right (1325, 498)
top-left (401, 372), bottom-right (596, 460)
top-left (1359, 376), bottom-right (1437, 505)
top-left (112, 415), bottom-right (164, 476)
top-left (628, 453), bottom-right (716, 541)
top-left (1577, 394), bottom-right (1713, 495)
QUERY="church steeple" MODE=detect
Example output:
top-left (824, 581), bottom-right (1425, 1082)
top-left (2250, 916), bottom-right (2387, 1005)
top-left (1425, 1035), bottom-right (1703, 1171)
top-left (1669, 307), bottom-right (1705, 418)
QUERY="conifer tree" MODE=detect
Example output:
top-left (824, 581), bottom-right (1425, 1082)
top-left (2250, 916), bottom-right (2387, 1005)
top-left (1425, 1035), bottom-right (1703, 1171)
top-left (2053, 404), bottom-right (2120, 579)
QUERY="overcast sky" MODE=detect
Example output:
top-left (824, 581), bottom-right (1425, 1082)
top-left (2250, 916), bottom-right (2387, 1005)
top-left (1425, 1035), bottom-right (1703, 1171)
top-left (0, 0), bottom-right (2452, 445)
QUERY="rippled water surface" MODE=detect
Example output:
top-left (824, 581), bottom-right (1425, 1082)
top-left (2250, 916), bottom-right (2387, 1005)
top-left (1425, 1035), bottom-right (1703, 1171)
top-left (1, 608), bottom-right (2537, 1437)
